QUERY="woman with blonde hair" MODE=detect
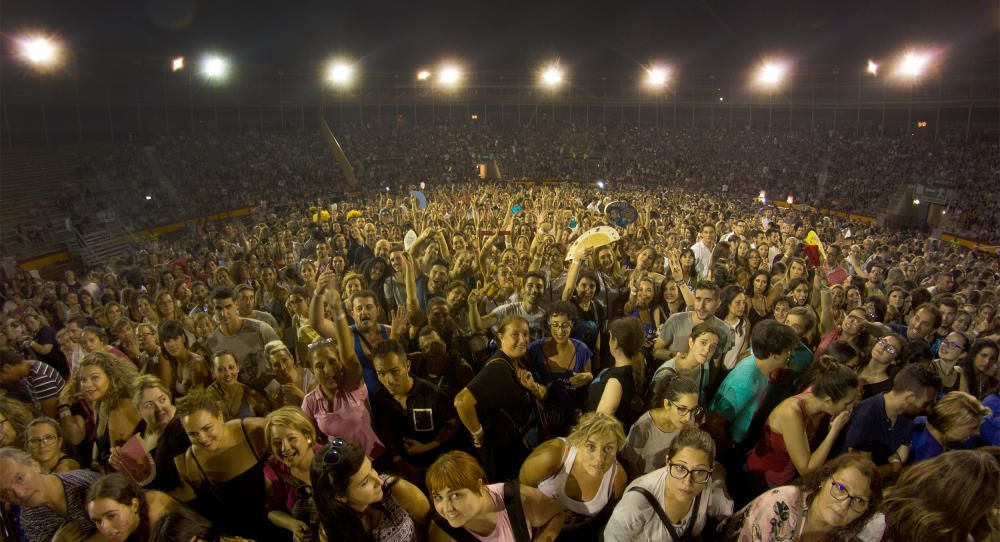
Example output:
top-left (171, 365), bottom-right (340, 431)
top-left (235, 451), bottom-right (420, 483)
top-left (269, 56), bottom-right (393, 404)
top-left (520, 412), bottom-right (628, 534)
top-left (264, 406), bottom-right (322, 542)
top-left (878, 449), bottom-right (1000, 542)
top-left (64, 351), bottom-right (142, 468)
top-left (909, 391), bottom-right (991, 462)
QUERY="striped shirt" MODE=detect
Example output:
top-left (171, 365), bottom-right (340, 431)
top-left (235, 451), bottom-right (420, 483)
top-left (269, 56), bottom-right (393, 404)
top-left (26, 360), bottom-right (64, 406)
top-left (20, 469), bottom-right (100, 542)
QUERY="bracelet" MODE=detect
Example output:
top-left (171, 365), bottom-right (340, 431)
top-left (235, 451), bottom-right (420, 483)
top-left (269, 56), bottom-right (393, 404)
top-left (470, 426), bottom-right (484, 437)
top-left (333, 313), bottom-right (346, 321)
top-left (58, 408), bottom-right (72, 420)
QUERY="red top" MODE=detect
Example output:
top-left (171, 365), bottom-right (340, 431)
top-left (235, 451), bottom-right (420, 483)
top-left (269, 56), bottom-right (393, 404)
top-left (746, 394), bottom-right (829, 486)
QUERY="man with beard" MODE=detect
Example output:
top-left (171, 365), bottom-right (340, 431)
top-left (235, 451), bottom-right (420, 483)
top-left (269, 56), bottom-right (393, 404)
top-left (234, 284), bottom-right (279, 331)
top-left (205, 286), bottom-right (280, 395)
top-left (652, 281), bottom-right (733, 368)
top-left (469, 271), bottom-right (549, 342)
top-left (309, 272), bottom-right (408, 396)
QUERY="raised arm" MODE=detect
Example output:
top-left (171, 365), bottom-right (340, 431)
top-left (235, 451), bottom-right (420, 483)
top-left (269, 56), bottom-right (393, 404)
top-left (309, 271), bottom-right (339, 339)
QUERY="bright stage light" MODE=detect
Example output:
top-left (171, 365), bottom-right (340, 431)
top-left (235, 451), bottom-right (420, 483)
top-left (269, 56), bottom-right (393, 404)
top-left (172, 56), bottom-right (185, 72)
top-left (201, 55), bottom-right (228, 79)
top-left (541, 64), bottom-right (564, 88)
top-left (417, 70), bottom-right (431, 81)
top-left (597, 180), bottom-right (605, 189)
top-left (895, 51), bottom-right (931, 79)
top-left (17, 35), bottom-right (61, 69)
top-left (787, 195), bottom-right (794, 204)
top-left (913, 199), bottom-right (921, 205)
top-left (438, 65), bottom-right (461, 87)
top-left (755, 61), bottom-right (787, 87)
top-left (867, 60), bottom-right (878, 76)
top-left (645, 66), bottom-right (669, 87)
top-left (327, 61), bottom-right (354, 86)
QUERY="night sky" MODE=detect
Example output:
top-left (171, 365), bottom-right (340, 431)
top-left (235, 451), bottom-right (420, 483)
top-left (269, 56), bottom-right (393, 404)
top-left (2, 0), bottom-right (997, 73)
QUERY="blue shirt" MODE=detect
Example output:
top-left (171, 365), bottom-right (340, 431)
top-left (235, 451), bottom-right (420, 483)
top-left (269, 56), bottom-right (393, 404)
top-left (710, 354), bottom-right (770, 443)
top-left (909, 417), bottom-right (945, 463)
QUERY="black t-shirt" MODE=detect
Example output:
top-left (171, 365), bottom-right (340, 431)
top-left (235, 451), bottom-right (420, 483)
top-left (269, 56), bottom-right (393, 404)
top-left (35, 325), bottom-right (68, 377)
top-left (586, 364), bottom-right (635, 424)
top-left (146, 416), bottom-right (190, 492)
top-left (407, 352), bottom-right (472, 401)
top-left (466, 354), bottom-right (534, 433)
top-left (372, 377), bottom-right (456, 463)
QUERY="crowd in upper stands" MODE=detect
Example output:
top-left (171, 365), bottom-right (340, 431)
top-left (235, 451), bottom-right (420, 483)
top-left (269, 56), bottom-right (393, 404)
top-left (0, 178), bottom-right (998, 541)
top-left (43, 125), bottom-right (1000, 247)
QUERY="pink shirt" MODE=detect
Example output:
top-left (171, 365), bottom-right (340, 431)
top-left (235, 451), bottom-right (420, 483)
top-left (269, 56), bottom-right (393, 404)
top-left (301, 382), bottom-right (384, 458)
top-left (468, 483), bottom-right (532, 542)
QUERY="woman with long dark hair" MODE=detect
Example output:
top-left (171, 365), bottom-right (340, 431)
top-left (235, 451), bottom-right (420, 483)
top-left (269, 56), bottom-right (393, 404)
top-left (86, 473), bottom-right (178, 542)
top-left (311, 438), bottom-right (430, 542)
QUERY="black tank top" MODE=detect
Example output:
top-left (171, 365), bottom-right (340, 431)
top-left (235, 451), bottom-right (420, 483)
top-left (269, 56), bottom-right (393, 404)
top-left (190, 419), bottom-right (288, 540)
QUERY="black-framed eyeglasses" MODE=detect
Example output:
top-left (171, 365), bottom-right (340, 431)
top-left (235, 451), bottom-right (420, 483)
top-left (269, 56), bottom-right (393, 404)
top-left (877, 337), bottom-right (898, 356)
top-left (669, 401), bottom-right (704, 420)
top-left (667, 463), bottom-right (712, 484)
top-left (323, 438), bottom-right (347, 466)
top-left (28, 435), bottom-right (58, 447)
top-left (941, 340), bottom-right (966, 352)
top-left (548, 322), bottom-right (573, 330)
top-left (829, 479), bottom-right (870, 513)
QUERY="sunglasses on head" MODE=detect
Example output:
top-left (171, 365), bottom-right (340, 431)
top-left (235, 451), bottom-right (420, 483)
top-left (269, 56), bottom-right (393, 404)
top-left (323, 438), bottom-right (347, 466)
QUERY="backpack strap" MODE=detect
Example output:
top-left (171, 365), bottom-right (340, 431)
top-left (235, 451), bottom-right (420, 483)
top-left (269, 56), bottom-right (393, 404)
top-left (431, 514), bottom-right (481, 542)
top-left (503, 480), bottom-right (533, 542)
top-left (627, 486), bottom-right (702, 542)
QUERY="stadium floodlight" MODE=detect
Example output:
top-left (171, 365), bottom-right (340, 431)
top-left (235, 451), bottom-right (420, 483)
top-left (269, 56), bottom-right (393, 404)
top-left (417, 70), bottom-right (431, 81)
top-left (327, 60), bottom-right (354, 86)
top-left (172, 56), bottom-right (185, 72)
top-left (755, 60), bottom-right (787, 88)
top-left (894, 50), bottom-right (931, 80)
top-left (867, 59), bottom-right (878, 76)
top-left (645, 66), bottom-right (669, 88)
top-left (17, 35), bottom-right (62, 69)
top-left (438, 65), bottom-right (461, 87)
top-left (540, 63), bottom-right (564, 88)
top-left (201, 55), bottom-right (228, 80)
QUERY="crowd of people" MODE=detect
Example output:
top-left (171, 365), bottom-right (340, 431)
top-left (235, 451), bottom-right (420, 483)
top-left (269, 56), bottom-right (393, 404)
top-left (1, 178), bottom-right (999, 542)
top-left (44, 125), bottom-right (1000, 250)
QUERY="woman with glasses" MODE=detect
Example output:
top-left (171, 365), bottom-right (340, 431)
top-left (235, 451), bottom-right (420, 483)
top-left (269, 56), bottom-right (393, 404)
top-left (173, 389), bottom-right (283, 540)
top-left (622, 373), bottom-right (702, 478)
top-left (605, 426), bottom-right (732, 542)
top-left (136, 322), bottom-right (162, 375)
top-left (312, 438), bottom-right (429, 542)
top-left (264, 407), bottom-right (323, 542)
top-left (746, 357), bottom-right (858, 490)
top-left (25, 417), bottom-right (80, 473)
top-left (933, 330), bottom-right (972, 394)
top-left (858, 333), bottom-right (905, 400)
top-left (724, 452), bottom-right (882, 542)
top-left (519, 412), bottom-right (628, 535)
top-left (526, 301), bottom-right (594, 435)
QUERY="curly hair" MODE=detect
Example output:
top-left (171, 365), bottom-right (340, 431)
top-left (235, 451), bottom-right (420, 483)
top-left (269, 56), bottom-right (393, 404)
top-left (64, 351), bottom-right (139, 437)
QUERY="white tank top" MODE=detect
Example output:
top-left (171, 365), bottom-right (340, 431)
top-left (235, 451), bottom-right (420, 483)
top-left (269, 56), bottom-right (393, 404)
top-left (536, 438), bottom-right (618, 527)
